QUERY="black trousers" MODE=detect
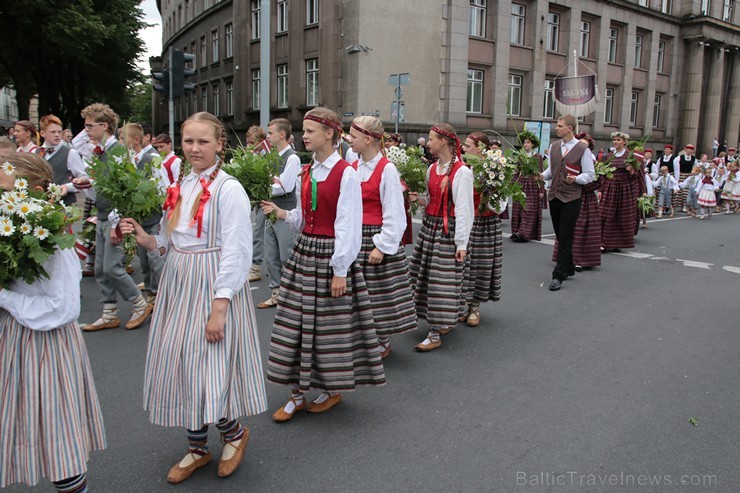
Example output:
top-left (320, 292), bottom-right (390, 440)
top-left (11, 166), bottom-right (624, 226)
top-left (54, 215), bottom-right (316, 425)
top-left (550, 197), bottom-right (582, 281)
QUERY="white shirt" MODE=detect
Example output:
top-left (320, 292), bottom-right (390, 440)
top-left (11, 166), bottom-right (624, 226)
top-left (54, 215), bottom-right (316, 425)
top-left (16, 142), bottom-right (38, 153)
top-left (680, 174), bottom-right (701, 189)
top-left (162, 151), bottom-right (182, 187)
top-left (272, 146), bottom-right (301, 196)
top-left (42, 142), bottom-right (87, 193)
top-left (543, 137), bottom-right (595, 186)
top-left (695, 177), bottom-right (719, 193)
top-left (284, 151), bottom-right (362, 277)
top-left (0, 249), bottom-right (81, 331)
top-left (672, 155), bottom-right (694, 181)
top-left (356, 153), bottom-right (406, 255)
top-left (154, 165), bottom-right (252, 300)
top-left (71, 129), bottom-right (94, 161)
top-left (652, 174), bottom-right (679, 190)
top-left (427, 159), bottom-right (475, 251)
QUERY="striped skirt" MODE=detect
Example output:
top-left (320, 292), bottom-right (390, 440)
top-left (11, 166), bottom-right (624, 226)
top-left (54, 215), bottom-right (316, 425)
top-left (511, 176), bottom-right (543, 240)
top-left (465, 214), bottom-right (503, 303)
top-left (267, 234), bottom-right (386, 392)
top-left (144, 247), bottom-right (267, 429)
top-left (357, 225), bottom-right (417, 336)
top-left (600, 175), bottom-right (637, 249)
top-left (673, 172), bottom-right (690, 209)
top-left (0, 314), bottom-right (106, 487)
top-left (409, 215), bottom-right (467, 327)
top-left (552, 189), bottom-right (601, 267)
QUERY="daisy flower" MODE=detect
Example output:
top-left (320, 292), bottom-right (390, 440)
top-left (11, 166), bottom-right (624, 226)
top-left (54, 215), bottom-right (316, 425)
top-left (14, 178), bottom-right (28, 190)
top-left (33, 226), bottom-right (49, 240)
top-left (1, 200), bottom-right (17, 215)
top-left (12, 190), bottom-right (28, 201)
top-left (1, 162), bottom-right (14, 176)
top-left (47, 183), bottom-right (63, 202)
top-left (0, 218), bottom-right (15, 236)
top-left (19, 222), bottom-right (32, 235)
top-left (16, 202), bottom-right (34, 217)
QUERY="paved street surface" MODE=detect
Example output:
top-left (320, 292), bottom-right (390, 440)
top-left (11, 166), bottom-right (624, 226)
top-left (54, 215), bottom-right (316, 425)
top-left (8, 209), bottom-right (739, 492)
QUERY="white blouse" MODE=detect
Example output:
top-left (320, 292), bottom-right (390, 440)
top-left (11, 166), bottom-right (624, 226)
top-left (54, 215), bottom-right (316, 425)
top-left (272, 147), bottom-right (301, 196)
top-left (427, 160), bottom-right (475, 251)
top-left (356, 153), bottom-right (406, 255)
top-left (154, 165), bottom-right (252, 300)
top-left (0, 249), bottom-right (81, 331)
top-left (284, 151), bottom-right (362, 277)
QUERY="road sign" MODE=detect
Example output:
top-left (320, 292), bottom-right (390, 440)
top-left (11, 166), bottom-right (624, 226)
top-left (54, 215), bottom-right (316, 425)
top-left (388, 73), bottom-right (410, 86)
top-left (343, 112), bottom-right (354, 117)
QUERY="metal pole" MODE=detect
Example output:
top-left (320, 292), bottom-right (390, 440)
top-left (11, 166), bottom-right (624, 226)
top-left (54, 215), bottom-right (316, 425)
top-left (168, 47), bottom-right (175, 145)
top-left (395, 77), bottom-right (401, 134)
top-left (259, 0), bottom-right (271, 130)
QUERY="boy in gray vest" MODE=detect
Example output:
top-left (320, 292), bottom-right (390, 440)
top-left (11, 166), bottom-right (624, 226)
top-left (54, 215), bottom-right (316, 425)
top-left (39, 114), bottom-right (87, 206)
top-left (257, 118), bottom-right (300, 308)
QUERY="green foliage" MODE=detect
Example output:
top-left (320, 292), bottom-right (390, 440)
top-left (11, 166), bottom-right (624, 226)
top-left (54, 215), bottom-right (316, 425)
top-left (594, 157), bottom-right (617, 181)
top-left (637, 194), bottom-right (655, 217)
top-left (223, 146), bottom-right (282, 221)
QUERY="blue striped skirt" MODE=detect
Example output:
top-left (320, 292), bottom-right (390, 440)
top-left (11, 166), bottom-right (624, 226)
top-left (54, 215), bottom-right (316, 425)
top-left (143, 247), bottom-right (267, 429)
top-left (0, 314), bottom-right (106, 487)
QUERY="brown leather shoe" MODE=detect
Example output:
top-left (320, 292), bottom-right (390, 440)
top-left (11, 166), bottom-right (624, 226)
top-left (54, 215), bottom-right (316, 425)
top-left (217, 428), bottom-right (250, 478)
top-left (126, 265), bottom-right (135, 275)
top-left (257, 290), bottom-right (279, 309)
top-left (466, 309), bottom-right (480, 327)
top-left (438, 327), bottom-right (452, 335)
top-left (306, 393), bottom-right (342, 413)
top-left (414, 339), bottom-right (442, 352)
top-left (458, 312), bottom-right (469, 323)
top-left (125, 303), bottom-right (154, 330)
top-left (82, 318), bottom-right (120, 332)
top-left (379, 343), bottom-right (391, 359)
top-left (272, 397), bottom-right (307, 422)
top-left (166, 451), bottom-right (212, 484)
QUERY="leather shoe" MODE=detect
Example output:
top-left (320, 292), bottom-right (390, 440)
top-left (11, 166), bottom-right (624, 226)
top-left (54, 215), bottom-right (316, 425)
top-left (414, 338), bottom-right (442, 352)
top-left (466, 309), bottom-right (480, 327)
top-left (379, 342), bottom-right (391, 359)
top-left (217, 428), bottom-right (250, 477)
top-left (272, 397), bottom-right (306, 422)
top-left (125, 303), bottom-right (154, 330)
top-left (167, 451), bottom-right (212, 484)
top-left (82, 318), bottom-right (120, 332)
top-left (306, 393), bottom-right (343, 413)
top-left (549, 279), bottom-right (562, 291)
top-left (438, 327), bottom-right (452, 335)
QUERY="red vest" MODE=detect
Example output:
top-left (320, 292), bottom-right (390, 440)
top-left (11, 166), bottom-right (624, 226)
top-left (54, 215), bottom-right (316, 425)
top-left (426, 160), bottom-right (464, 217)
top-left (353, 157), bottom-right (389, 226)
top-left (163, 154), bottom-right (178, 184)
top-left (302, 159), bottom-right (351, 237)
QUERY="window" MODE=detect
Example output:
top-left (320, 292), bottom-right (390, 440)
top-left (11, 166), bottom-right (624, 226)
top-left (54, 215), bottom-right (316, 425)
top-left (604, 88), bottom-right (614, 124)
top-left (192, 91), bottom-right (198, 113)
top-left (543, 79), bottom-right (555, 119)
top-left (466, 69), bottom-right (484, 114)
top-left (250, 0), bottom-right (260, 40)
top-left (213, 83), bottom-right (220, 117)
top-left (638, 0), bottom-right (648, 5)
top-left (652, 94), bottom-right (661, 128)
top-left (211, 29), bottom-right (219, 62)
top-left (634, 34), bottom-right (643, 68)
top-left (723, 0), bottom-right (732, 21)
top-left (306, 58), bottom-right (319, 106)
top-left (225, 23), bottom-right (233, 58)
top-left (657, 40), bottom-right (665, 72)
top-left (579, 21), bottom-right (590, 58)
top-left (629, 92), bottom-right (639, 126)
top-left (226, 81), bottom-right (234, 115)
top-left (277, 0), bottom-right (289, 33)
top-left (469, 0), bottom-right (486, 37)
top-left (190, 42), bottom-right (197, 68)
top-left (185, 0), bottom-right (190, 22)
top-left (307, 0), bottom-right (319, 25)
top-left (200, 36), bottom-right (206, 67)
top-left (608, 28), bottom-right (618, 63)
top-left (511, 4), bottom-right (525, 44)
top-left (661, 0), bottom-right (671, 14)
top-left (701, 0), bottom-right (711, 15)
top-left (201, 86), bottom-right (208, 112)
top-left (252, 69), bottom-right (260, 110)
top-left (277, 64), bottom-right (289, 109)
top-left (508, 74), bottom-right (522, 117)
top-left (546, 13), bottom-right (559, 52)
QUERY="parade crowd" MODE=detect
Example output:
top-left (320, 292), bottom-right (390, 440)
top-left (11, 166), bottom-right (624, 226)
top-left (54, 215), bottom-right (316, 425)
top-left (1, 104), bottom-right (738, 492)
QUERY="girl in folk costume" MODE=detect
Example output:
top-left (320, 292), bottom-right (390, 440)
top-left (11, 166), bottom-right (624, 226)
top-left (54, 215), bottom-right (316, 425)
top-left (460, 131), bottom-right (503, 327)
top-left (261, 107), bottom-right (385, 422)
top-left (680, 165), bottom-right (702, 217)
top-left (599, 132), bottom-right (642, 252)
top-left (119, 112), bottom-right (267, 483)
top-left (721, 161), bottom-right (740, 212)
top-left (695, 167), bottom-right (720, 219)
top-left (552, 133), bottom-right (602, 269)
top-left (348, 116), bottom-right (417, 358)
top-left (0, 154), bottom-right (106, 492)
top-left (510, 131), bottom-right (545, 242)
top-left (409, 124), bottom-right (474, 351)
top-left (14, 120), bottom-right (40, 153)
top-left (154, 132), bottom-right (182, 187)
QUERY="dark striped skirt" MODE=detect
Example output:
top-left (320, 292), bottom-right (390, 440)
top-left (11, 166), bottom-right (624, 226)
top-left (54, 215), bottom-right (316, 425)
top-left (357, 225), bottom-right (417, 336)
top-left (552, 190), bottom-right (601, 267)
top-left (511, 176), bottom-right (543, 240)
top-left (0, 314), bottom-right (106, 487)
top-left (268, 233), bottom-right (386, 392)
top-left (144, 247), bottom-right (268, 429)
top-left (409, 215), bottom-right (467, 328)
top-left (600, 175), bottom-right (637, 249)
top-left (672, 172), bottom-right (690, 209)
top-left (465, 214), bottom-right (503, 303)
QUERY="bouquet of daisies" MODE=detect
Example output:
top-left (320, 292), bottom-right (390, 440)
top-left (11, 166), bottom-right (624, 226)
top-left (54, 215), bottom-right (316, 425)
top-left (223, 145), bottom-right (282, 222)
top-left (388, 144), bottom-right (427, 215)
top-left (468, 148), bottom-right (525, 214)
top-left (0, 171), bottom-right (82, 287)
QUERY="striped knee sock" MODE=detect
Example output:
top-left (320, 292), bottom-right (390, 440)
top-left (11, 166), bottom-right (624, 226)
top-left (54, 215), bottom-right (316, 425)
top-left (216, 418), bottom-right (244, 443)
top-left (186, 425), bottom-right (209, 455)
top-left (53, 473), bottom-right (87, 493)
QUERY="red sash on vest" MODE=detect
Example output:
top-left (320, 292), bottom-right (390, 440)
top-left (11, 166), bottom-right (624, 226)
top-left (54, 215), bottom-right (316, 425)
top-left (163, 154), bottom-right (178, 184)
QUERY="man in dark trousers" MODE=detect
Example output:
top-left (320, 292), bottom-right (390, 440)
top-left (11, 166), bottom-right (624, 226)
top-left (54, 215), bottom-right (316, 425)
top-left (540, 114), bottom-right (595, 291)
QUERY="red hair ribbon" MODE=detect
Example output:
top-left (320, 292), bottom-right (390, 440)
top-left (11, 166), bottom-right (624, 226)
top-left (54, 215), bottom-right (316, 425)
top-left (431, 125), bottom-right (463, 163)
top-left (351, 122), bottom-right (383, 140)
top-left (188, 177), bottom-right (212, 238)
top-left (304, 114), bottom-right (343, 136)
top-left (162, 185), bottom-right (181, 219)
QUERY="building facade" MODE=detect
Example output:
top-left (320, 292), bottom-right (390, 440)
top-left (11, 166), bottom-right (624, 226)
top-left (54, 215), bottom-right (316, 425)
top-left (155, 0), bottom-right (740, 153)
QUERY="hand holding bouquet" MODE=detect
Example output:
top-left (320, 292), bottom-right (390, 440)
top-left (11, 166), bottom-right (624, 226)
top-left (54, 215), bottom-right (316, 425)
top-left (389, 144), bottom-right (427, 215)
top-left (468, 148), bottom-right (524, 214)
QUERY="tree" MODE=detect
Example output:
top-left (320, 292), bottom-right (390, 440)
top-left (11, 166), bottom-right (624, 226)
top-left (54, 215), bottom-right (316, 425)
top-left (122, 80), bottom-right (154, 124)
top-left (0, 0), bottom-right (148, 131)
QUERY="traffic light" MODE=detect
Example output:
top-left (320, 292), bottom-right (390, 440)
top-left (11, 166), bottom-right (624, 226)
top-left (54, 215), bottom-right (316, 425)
top-left (152, 69), bottom-right (170, 99)
top-left (172, 49), bottom-right (197, 98)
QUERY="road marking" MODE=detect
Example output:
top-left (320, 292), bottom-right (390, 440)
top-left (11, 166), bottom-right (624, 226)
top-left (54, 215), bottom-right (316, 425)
top-left (676, 259), bottom-right (713, 269)
top-left (722, 266), bottom-right (740, 274)
top-left (613, 252), bottom-right (654, 259)
top-left (251, 286), bottom-right (259, 290)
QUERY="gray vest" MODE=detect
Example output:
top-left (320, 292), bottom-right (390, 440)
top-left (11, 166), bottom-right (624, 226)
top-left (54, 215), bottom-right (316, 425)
top-left (46, 145), bottom-right (77, 206)
top-left (272, 147), bottom-right (298, 209)
top-left (548, 140), bottom-right (587, 204)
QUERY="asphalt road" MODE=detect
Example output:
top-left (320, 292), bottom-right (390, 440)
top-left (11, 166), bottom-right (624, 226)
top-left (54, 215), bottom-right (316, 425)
top-left (8, 208), bottom-right (739, 493)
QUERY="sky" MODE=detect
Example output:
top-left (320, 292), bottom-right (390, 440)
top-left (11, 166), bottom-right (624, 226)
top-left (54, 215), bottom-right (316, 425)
top-left (137, 0), bottom-right (163, 73)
